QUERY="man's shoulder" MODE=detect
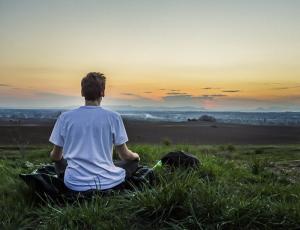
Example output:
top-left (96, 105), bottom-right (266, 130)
top-left (61, 108), bottom-right (79, 115)
top-left (57, 107), bottom-right (122, 120)
top-left (57, 108), bottom-right (81, 120)
top-left (101, 107), bottom-right (121, 118)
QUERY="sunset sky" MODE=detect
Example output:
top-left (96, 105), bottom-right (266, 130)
top-left (0, 0), bottom-right (299, 111)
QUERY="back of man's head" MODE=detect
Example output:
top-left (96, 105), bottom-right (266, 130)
top-left (81, 72), bottom-right (106, 100)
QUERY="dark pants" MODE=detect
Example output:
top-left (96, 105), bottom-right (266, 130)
top-left (114, 159), bottom-right (139, 179)
top-left (54, 158), bottom-right (139, 191)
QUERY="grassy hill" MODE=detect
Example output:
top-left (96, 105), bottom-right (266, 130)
top-left (1, 144), bottom-right (300, 229)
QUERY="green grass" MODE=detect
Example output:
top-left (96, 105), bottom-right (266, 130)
top-left (1, 144), bottom-right (300, 229)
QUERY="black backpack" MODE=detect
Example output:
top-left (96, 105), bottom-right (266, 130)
top-left (161, 151), bottom-right (200, 169)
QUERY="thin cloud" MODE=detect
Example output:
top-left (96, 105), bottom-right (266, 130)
top-left (122, 93), bottom-right (138, 96)
top-left (204, 94), bottom-right (227, 97)
top-left (160, 89), bottom-right (181, 93)
top-left (144, 91), bottom-right (152, 94)
top-left (162, 95), bottom-right (202, 103)
top-left (247, 82), bottom-right (282, 85)
top-left (35, 92), bottom-right (80, 99)
top-left (0, 84), bottom-right (10, 87)
top-left (273, 87), bottom-right (291, 90)
top-left (121, 92), bottom-right (151, 100)
top-left (222, 90), bottom-right (240, 93)
top-left (105, 95), bottom-right (158, 107)
top-left (268, 83), bottom-right (282, 85)
top-left (202, 87), bottom-right (221, 90)
top-left (163, 94), bottom-right (227, 103)
top-left (166, 92), bottom-right (191, 96)
top-left (272, 85), bottom-right (300, 90)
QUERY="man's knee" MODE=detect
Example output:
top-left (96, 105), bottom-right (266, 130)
top-left (115, 159), bottom-right (139, 178)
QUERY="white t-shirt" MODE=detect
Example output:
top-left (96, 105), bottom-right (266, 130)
top-left (49, 106), bottom-right (128, 191)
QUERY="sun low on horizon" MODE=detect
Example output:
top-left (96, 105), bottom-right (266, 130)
top-left (0, 0), bottom-right (299, 111)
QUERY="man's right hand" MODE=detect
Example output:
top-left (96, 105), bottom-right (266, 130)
top-left (115, 143), bottom-right (140, 161)
top-left (132, 152), bottom-right (140, 161)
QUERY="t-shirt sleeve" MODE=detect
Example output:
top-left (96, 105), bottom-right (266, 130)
top-left (49, 115), bottom-right (65, 147)
top-left (112, 114), bottom-right (128, 146)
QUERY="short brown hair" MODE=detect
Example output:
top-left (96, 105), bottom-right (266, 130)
top-left (81, 72), bottom-right (106, 100)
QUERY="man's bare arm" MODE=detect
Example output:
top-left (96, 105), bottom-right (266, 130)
top-left (115, 144), bottom-right (140, 161)
top-left (50, 145), bottom-right (63, 161)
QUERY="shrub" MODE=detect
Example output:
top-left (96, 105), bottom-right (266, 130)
top-left (255, 148), bottom-right (264, 155)
top-left (161, 137), bottom-right (172, 146)
top-left (227, 144), bottom-right (236, 152)
top-left (250, 158), bottom-right (269, 175)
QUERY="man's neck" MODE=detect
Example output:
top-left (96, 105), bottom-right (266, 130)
top-left (85, 99), bottom-right (101, 106)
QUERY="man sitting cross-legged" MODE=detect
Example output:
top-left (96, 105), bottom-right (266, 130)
top-left (49, 72), bottom-right (140, 192)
